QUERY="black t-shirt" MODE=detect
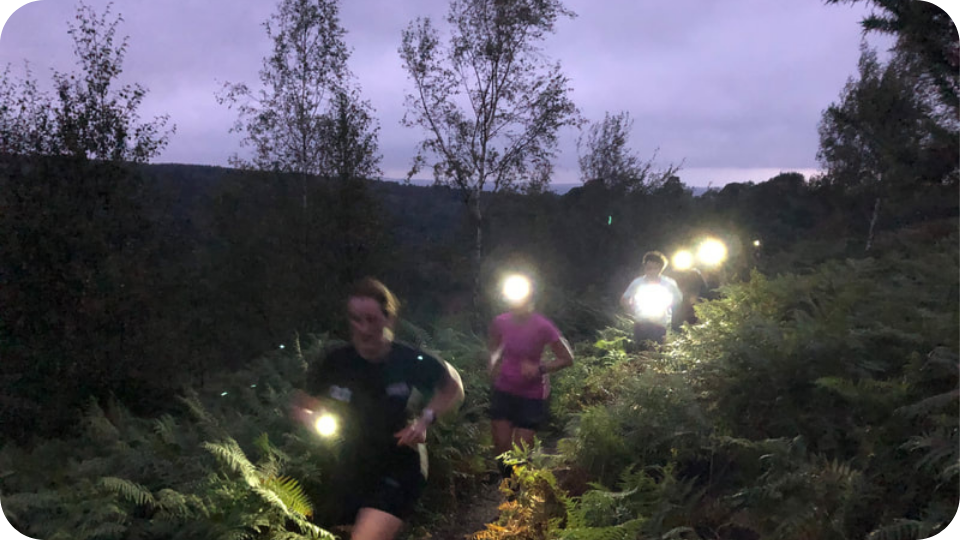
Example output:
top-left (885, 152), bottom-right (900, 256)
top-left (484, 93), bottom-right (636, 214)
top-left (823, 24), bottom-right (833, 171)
top-left (303, 341), bottom-right (449, 474)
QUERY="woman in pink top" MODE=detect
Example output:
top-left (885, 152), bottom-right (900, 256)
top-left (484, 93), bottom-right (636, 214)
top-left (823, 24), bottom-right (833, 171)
top-left (488, 275), bottom-right (574, 479)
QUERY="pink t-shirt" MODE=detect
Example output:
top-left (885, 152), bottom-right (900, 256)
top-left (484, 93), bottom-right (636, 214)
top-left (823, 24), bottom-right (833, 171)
top-left (491, 312), bottom-right (562, 400)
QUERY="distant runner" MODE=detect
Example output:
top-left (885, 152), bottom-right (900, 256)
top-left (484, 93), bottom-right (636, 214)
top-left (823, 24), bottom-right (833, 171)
top-left (487, 274), bottom-right (574, 479)
top-left (620, 251), bottom-right (683, 346)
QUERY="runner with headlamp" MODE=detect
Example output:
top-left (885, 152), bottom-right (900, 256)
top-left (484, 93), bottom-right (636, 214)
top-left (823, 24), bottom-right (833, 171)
top-left (620, 251), bottom-right (683, 346)
top-left (293, 278), bottom-right (464, 540)
top-left (488, 274), bottom-right (574, 480)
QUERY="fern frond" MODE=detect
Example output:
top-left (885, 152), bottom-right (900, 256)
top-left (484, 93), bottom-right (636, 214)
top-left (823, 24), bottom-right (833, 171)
top-left (661, 526), bottom-right (697, 540)
top-left (179, 391), bottom-right (224, 437)
top-left (154, 414), bottom-right (179, 446)
top-left (289, 514), bottom-right (336, 539)
top-left (923, 347), bottom-right (959, 375)
top-left (203, 439), bottom-right (259, 487)
top-left (1, 489), bottom-right (62, 510)
top-left (901, 428), bottom-right (959, 478)
top-left (252, 484), bottom-right (291, 514)
top-left (266, 532), bottom-right (311, 540)
top-left (99, 476), bottom-right (156, 508)
top-left (867, 518), bottom-right (928, 540)
top-left (293, 331), bottom-right (304, 362)
top-left (559, 518), bottom-right (645, 540)
top-left (895, 389), bottom-right (960, 419)
top-left (820, 457), bottom-right (860, 489)
top-left (772, 506), bottom-right (819, 539)
top-left (79, 521), bottom-right (127, 540)
top-left (254, 432), bottom-right (272, 456)
top-left (218, 528), bottom-right (257, 540)
top-left (262, 475), bottom-right (314, 518)
top-left (85, 401), bottom-right (120, 443)
top-left (155, 488), bottom-right (197, 518)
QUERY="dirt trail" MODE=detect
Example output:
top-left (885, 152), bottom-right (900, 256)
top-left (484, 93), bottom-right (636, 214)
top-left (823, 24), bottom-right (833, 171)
top-left (425, 433), bottom-right (563, 540)
top-left (427, 481), bottom-right (503, 540)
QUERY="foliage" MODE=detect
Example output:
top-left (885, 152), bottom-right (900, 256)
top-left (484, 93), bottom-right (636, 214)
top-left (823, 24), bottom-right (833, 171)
top-left (0, 1), bottom-right (175, 440)
top-left (408, 324), bottom-right (493, 519)
top-left (473, 440), bottom-right (571, 540)
top-left (214, 0), bottom-right (387, 346)
top-left (477, 229), bottom-right (958, 540)
top-left (0, 338), bottom-right (337, 540)
top-left (400, 0), bottom-right (579, 196)
top-left (1, 3), bottom-right (957, 537)
top-left (399, 0), bottom-right (581, 320)
top-left (577, 111), bottom-right (680, 193)
top-left (825, 0), bottom-right (959, 120)
top-left (218, 0), bottom-right (379, 182)
top-left (817, 43), bottom-right (953, 194)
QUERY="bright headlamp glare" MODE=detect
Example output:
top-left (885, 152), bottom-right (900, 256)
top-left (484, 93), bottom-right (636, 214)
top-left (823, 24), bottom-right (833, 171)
top-left (697, 239), bottom-right (727, 267)
top-left (633, 284), bottom-right (672, 320)
top-left (502, 274), bottom-right (532, 305)
top-left (300, 407), bottom-right (339, 438)
top-left (314, 413), bottom-right (339, 438)
top-left (672, 250), bottom-right (694, 271)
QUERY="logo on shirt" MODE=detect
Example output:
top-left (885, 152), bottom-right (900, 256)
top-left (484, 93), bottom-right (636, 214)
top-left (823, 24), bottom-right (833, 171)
top-left (329, 385), bottom-right (352, 403)
top-left (386, 382), bottom-right (411, 399)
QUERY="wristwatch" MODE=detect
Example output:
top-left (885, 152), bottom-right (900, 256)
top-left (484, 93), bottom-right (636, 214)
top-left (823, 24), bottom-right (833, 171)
top-left (421, 408), bottom-right (436, 425)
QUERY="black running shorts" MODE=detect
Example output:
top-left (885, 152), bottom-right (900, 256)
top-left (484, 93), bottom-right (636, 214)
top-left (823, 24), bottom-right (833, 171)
top-left (488, 388), bottom-right (549, 430)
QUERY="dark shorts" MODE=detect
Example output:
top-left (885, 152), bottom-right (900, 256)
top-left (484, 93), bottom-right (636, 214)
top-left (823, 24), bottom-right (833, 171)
top-left (319, 452), bottom-right (425, 526)
top-left (489, 388), bottom-right (549, 430)
top-left (633, 321), bottom-right (667, 344)
top-left (350, 465), bottom-right (425, 521)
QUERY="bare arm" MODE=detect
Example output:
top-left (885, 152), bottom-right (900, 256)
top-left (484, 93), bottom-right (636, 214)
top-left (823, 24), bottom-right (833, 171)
top-left (542, 337), bottom-right (574, 374)
top-left (427, 360), bottom-right (465, 419)
top-left (620, 280), bottom-right (638, 310)
top-left (395, 359), bottom-right (465, 448)
top-left (488, 325), bottom-right (504, 377)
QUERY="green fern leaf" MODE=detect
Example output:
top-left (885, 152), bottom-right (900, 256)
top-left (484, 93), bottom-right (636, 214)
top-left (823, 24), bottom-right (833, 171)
top-left (153, 414), bottom-right (179, 446)
top-left (203, 439), bottom-right (259, 487)
top-left (867, 519), bottom-right (927, 540)
top-left (82, 521), bottom-right (127, 540)
top-left (896, 389), bottom-right (960, 419)
top-left (262, 475), bottom-right (314, 518)
top-left (661, 526), bottom-right (697, 540)
top-left (560, 517), bottom-right (646, 540)
top-left (99, 476), bottom-right (156, 508)
top-left (218, 528), bottom-right (257, 540)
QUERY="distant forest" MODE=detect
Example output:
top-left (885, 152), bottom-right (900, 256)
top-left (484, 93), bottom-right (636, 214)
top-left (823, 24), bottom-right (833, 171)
top-left (2, 158), bottom-right (955, 440)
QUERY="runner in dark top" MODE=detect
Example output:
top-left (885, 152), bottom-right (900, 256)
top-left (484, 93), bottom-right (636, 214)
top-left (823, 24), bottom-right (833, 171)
top-left (293, 278), bottom-right (464, 540)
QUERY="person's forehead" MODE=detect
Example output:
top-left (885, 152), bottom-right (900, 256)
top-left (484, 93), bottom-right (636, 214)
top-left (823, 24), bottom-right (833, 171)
top-left (348, 296), bottom-right (382, 313)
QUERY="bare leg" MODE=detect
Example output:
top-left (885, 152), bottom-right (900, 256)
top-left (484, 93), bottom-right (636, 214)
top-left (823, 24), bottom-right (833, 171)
top-left (492, 419), bottom-right (515, 478)
top-left (514, 428), bottom-right (536, 451)
top-left (351, 508), bottom-right (404, 540)
top-left (491, 419), bottom-right (514, 456)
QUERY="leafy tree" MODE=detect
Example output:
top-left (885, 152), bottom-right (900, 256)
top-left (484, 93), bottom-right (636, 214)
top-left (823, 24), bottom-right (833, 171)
top-left (316, 88), bottom-right (381, 182)
top-left (0, 1), bottom-right (174, 439)
top-left (218, 0), bottom-right (381, 201)
top-left (816, 43), bottom-right (949, 250)
top-left (577, 111), bottom-right (680, 193)
top-left (825, 0), bottom-right (959, 120)
top-left (216, 0), bottom-right (387, 343)
top-left (399, 0), bottom-right (581, 318)
top-left (0, 2), bottom-right (172, 161)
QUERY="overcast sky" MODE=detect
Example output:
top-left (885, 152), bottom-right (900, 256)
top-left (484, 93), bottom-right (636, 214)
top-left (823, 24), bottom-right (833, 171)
top-left (0, 0), bottom-right (913, 187)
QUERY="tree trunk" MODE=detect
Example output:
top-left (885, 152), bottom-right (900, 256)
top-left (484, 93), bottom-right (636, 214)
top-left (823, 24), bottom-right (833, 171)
top-left (301, 172), bottom-right (310, 290)
top-left (866, 195), bottom-right (881, 251)
top-left (472, 192), bottom-right (483, 331)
